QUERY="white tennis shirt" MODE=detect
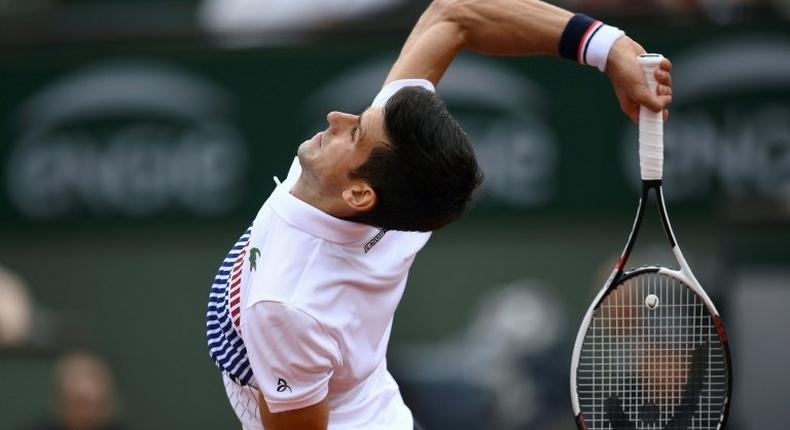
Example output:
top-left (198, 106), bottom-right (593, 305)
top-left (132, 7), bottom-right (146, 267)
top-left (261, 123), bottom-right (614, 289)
top-left (215, 79), bottom-right (435, 430)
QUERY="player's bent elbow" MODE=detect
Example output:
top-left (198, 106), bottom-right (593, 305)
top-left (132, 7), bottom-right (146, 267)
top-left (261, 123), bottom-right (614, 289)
top-left (423, 0), bottom-right (474, 47)
top-left (429, 0), bottom-right (483, 46)
top-left (427, 0), bottom-right (457, 17)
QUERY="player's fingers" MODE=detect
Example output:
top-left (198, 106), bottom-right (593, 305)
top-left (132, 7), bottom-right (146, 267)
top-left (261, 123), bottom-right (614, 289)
top-left (657, 94), bottom-right (673, 109)
top-left (663, 109), bottom-right (670, 122)
top-left (660, 57), bottom-right (672, 72)
top-left (634, 86), bottom-right (663, 112)
top-left (657, 84), bottom-right (672, 97)
top-left (655, 69), bottom-right (672, 87)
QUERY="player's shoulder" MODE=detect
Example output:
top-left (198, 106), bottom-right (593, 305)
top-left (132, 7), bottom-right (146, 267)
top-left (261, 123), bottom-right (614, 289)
top-left (369, 229), bottom-right (431, 254)
top-left (346, 229), bottom-right (431, 271)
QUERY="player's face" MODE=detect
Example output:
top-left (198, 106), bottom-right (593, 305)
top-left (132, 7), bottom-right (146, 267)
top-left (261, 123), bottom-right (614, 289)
top-left (297, 107), bottom-right (387, 203)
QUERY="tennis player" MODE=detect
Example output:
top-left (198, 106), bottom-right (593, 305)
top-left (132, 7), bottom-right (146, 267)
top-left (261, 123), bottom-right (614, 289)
top-left (206, 1), bottom-right (673, 429)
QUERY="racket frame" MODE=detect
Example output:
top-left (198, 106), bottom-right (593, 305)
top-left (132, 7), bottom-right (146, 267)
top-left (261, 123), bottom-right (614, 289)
top-left (569, 179), bottom-right (733, 430)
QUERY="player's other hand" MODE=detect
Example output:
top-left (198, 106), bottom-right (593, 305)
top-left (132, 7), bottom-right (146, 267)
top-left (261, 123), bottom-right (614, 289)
top-left (605, 36), bottom-right (673, 123)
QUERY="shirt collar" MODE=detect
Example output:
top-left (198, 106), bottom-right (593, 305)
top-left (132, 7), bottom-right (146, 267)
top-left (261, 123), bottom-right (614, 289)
top-left (268, 176), bottom-right (378, 246)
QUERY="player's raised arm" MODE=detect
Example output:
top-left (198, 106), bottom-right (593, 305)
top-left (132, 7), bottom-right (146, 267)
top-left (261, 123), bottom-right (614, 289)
top-left (385, 0), bottom-right (673, 122)
top-left (384, 0), bottom-right (570, 85)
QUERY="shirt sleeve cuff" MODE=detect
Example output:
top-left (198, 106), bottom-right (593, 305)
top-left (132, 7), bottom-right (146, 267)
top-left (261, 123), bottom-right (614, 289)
top-left (264, 385), bottom-right (329, 413)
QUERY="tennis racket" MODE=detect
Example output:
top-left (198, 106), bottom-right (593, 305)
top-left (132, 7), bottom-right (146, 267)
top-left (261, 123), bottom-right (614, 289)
top-left (569, 54), bottom-right (733, 430)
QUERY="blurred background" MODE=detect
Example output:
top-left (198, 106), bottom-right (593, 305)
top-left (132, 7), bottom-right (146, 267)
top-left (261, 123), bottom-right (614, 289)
top-left (1, 0), bottom-right (789, 429)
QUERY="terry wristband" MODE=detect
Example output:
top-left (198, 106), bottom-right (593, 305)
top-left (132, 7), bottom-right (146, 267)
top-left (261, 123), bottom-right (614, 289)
top-left (372, 79), bottom-right (436, 108)
top-left (559, 14), bottom-right (625, 72)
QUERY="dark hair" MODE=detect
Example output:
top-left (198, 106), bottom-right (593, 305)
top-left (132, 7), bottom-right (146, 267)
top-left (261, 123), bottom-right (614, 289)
top-left (347, 86), bottom-right (483, 231)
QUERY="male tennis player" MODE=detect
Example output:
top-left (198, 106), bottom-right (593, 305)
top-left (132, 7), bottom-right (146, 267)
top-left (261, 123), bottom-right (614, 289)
top-left (206, 1), bottom-right (673, 429)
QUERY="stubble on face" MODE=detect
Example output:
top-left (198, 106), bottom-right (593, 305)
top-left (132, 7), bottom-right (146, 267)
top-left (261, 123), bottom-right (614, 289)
top-left (292, 107), bottom-right (388, 216)
top-left (296, 130), bottom-right (324, 166)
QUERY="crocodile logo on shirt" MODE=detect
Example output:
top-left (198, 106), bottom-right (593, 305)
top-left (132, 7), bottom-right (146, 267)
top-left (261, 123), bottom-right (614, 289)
top-left (249, 247), bottom-right (261, 271)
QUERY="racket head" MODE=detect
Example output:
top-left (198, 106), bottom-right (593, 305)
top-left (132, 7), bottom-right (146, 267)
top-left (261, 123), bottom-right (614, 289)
top-left (571, 267), bottom-right (732, 430)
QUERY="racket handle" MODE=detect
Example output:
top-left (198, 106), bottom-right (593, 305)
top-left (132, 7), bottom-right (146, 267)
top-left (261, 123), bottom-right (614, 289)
top-left (638, 54), bottom-right (664, 181)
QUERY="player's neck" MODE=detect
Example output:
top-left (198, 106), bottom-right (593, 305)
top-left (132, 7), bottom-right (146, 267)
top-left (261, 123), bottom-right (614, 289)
top-left (291, 175), bottom-right (350, 219)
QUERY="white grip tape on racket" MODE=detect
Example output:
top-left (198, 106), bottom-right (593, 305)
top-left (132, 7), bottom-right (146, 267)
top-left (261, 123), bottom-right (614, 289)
top-left (638, 54), bottom-right (664, 181)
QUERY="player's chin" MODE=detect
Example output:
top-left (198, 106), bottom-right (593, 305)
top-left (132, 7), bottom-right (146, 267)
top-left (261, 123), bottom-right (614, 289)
top-left (297, 140), bottom-right (317, 159)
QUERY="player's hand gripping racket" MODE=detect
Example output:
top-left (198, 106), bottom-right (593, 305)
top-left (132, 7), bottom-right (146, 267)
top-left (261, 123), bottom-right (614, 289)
top-left (569, 54), bottom-right (732, 430)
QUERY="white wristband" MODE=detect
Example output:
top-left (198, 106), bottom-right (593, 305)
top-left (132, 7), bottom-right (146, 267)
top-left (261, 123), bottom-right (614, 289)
top-left (371, 79), bottom-right (436, 108)
top-left (584, 24), bottom-right (625, 72)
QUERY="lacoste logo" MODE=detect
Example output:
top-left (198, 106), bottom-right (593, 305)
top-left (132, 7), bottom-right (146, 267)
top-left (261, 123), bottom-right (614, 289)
top-left (249, 247), bottom-right (261, 271)
top-left (276, 378), bottom-right (292, 393)
top-left (364, 229), bottom-right (388, 253)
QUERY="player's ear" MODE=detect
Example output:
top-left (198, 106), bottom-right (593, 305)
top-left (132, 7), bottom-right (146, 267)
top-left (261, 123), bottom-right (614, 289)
top-left (342, 181), bottom-right (376, 213)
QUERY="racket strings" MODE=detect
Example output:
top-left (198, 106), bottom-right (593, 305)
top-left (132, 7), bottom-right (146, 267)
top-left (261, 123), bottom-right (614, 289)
top-left (577, 272), bottom-right (728, 430)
